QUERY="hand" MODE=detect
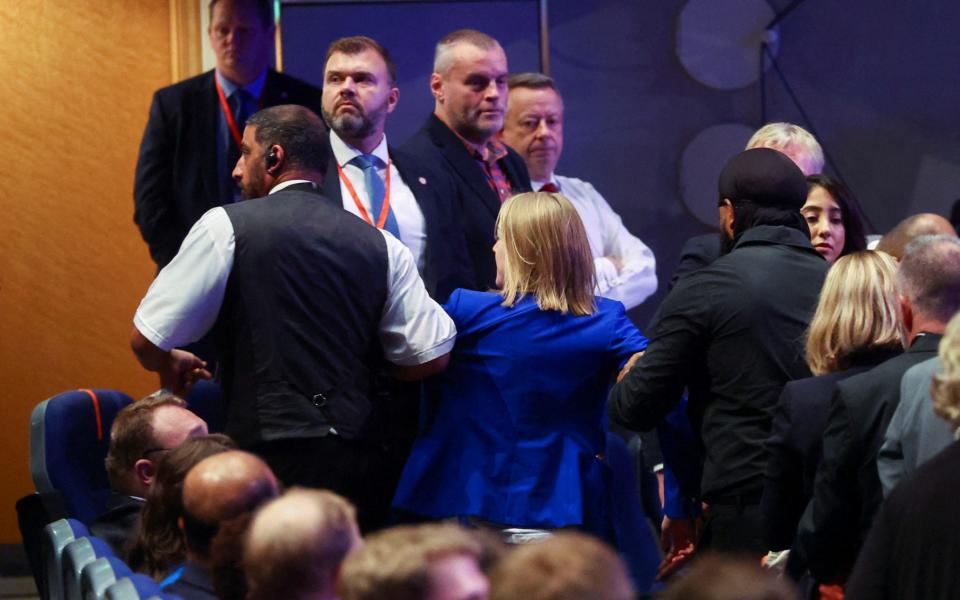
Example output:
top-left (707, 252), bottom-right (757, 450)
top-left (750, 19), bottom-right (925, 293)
top-left (605, 255), bottom-right (624, 274)
top-left (616, 351), bottom-right (644, 383)
top-left (656, 516), bottom-right (697, 581)
top-left (158, 349), bottom-right (212, 395)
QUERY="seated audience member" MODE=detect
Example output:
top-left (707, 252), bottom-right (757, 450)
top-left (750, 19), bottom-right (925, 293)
top-left (795, 235), bottom-right (960, 585)
top-left (338, 524), bottom-right (489, 600)
top-left (759, 252), bottom-right (901, 575)
top-left (802, 175), bottom-right (867, 263)
top-left (500, 73), bottom-right (657, 309)
top-left (658, 555), bottom-right (796, 600)
top-left (162, 451), bottom-right (279, 599)
top-left (846, 311), bottom-right (960, 599)
top-left (128, 434), bottom-right (235, 578)
top-left (488, 531), bottom-right (634, 600)
top-left (875, 212), bottom-right (956, 259)
top-left (94, 392), bottom-right (208, 556)
top-left (392, 192), bottom-right (647, 538)
top-left (610, 149), bottom-right (828, 557)
top-left (877, 355), bottom-right (954, 496)
top-left (245, 489), bottom-right (361, 600)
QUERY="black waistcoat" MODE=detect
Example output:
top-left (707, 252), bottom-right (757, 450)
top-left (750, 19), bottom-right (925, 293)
top-left (217, 186), bottom-right (389, 445)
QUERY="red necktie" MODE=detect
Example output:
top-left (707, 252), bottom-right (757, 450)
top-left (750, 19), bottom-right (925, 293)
top-left (538, 182), bottom-right (560, 193)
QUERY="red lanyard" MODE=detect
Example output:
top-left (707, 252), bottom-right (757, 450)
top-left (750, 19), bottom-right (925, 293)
top-left (214, 76), bottom-right (262, 147)
top-left (336, 160), bottom-right (393, 229)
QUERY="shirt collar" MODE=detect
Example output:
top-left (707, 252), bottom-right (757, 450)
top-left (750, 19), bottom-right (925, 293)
top-left (329, 129), bottom-right (389, 168)
top-left (215, 68), bottom-right (267, 100)
top-left (270, 179), bottom-right (315, 194)
top-left (530, 174), bottom-right (559, 191)
top-left (450, 128), bottom-right (507, 164)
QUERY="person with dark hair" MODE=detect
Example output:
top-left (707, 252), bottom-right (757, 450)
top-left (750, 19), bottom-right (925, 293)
top-left (500, 73), bottom-right (657, 310)
top-left (162, 451), bottom-right (279, 599)
top-left (133, 0), bottom-right (323, 271)
top-left (127, 434), bottom-right (235, 579)
top-left (802, 174), bottom-right (867, 263)
top-left (320, 35), bottom-right (471, 301)
top-left (795, 235), bottom-right (960, 586)
top-left (131, 104), bottom-right (455, 533)
top-left (609, 148), bottom-right (829, 556)
top-left (93, 392), bottom-right (207, 556)
top-left (402, 29), bottom-right (531, 290)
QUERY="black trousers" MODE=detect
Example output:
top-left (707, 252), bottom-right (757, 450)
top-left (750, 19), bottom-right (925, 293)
top-left (699, 501), bottom-right (765, 557)
top-left (250, 435), bottom-right (395, 534)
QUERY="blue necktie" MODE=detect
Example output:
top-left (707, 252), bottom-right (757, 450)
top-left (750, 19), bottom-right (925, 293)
top-left (351, 154), bottom-right (400, 239)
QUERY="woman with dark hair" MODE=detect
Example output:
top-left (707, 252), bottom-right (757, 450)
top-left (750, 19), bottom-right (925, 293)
top-left (127, 433), bottom-right (235, 579)
top-left (393, 191), bottom-right (647, 538)
top-left (802, 174), bottom-right (867, 263)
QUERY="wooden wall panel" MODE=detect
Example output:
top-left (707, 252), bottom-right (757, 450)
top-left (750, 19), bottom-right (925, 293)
top-left (0, 1), bottom-right (173, 542)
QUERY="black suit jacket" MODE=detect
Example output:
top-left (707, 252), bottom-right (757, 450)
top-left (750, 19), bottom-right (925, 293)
top-left (134, 69), bottom-right (323, 268)
top-left (761, 348), bottom-right (901, 552)
top-left (322, 141), bottom-right (473, 302)
top-left (89, 492), bottom-right (144, 558)
top-left (401, 114), bottom-right (531, 290)
top-left (793, 334), bottom-right (942, 582)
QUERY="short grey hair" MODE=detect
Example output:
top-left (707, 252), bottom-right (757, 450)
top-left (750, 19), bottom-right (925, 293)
top-left (746, 122), bottom-right (824, 174)
top-left (896, 235), bottom-right (960, 323)
top-left (507, 72), bottom-right (558, 93)
top-left (433, 29), bottom-right (502, 75)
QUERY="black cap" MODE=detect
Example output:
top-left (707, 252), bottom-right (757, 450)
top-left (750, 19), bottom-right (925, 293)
top-left (718, 148), bottom-right (808, 210)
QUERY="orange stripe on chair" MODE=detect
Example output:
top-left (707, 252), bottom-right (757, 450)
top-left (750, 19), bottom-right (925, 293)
top-left (80, 388), bottom-right (103, 441)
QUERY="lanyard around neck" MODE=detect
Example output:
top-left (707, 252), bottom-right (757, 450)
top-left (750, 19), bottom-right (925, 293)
top-left (337, 160), bottom-right (393, 229)
top-left (214, 76), bottom-right (262, 147)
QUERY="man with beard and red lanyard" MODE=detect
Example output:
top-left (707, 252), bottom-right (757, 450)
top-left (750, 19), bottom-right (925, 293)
top-left (320, 36), bottom-right (472, 302)
top-left (133, 0), bottom-right (323, 272)
top-left (609, 148), bottom-right (828, 556)
top-left (500, 72), bottom-right (657, 311)
top-left (131, 105), bottom-right (455, 533)
top-left (402, 29), bottom-right (531, 291)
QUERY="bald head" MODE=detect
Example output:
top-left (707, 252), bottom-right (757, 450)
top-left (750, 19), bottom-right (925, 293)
top-left (246, 489), bottom-right (360, 600)
top-left (877, 213), bottom-right (957, 260)
top-left (183, 451), bottom-right (279, 524)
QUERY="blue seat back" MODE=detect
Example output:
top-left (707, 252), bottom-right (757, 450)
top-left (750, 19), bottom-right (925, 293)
top-left (43, 518), bottom-right (89, 600)
top-left (81, 556), bottom-right (133, 600)
top-left (31, 389), bottom-right (133, 523)
top-left (105, 573), bottom-right (173, 600)
top-left (184, 380), bottom-right (224, 433)
top-left (62, 536), bottom-right (113, 600)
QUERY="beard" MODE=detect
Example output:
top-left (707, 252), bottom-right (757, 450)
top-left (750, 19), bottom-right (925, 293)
top-left (323, 100), bottom-right (387, 142)
top-left (238, 168), bottom-right (269, 200)
top-left (719, 227), bottom-right (736, 256)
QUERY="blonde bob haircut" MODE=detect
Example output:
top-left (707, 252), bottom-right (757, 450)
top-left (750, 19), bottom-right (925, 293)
top-left (496, 192), bottom-right (595, 316)
top-left (932, 312), bottom-right (960, 431)
top-left (805, 251), bottom-right (901, 375)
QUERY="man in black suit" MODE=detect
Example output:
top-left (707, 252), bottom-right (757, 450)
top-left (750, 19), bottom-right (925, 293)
top-left (794, 235), bottom-right (960, 584)
top-left (319, 36), bottom-right (471, 302)
top-left (133, 0), bottom-right (323, 270)
top-left (402, 29), bottom-right (531, 290)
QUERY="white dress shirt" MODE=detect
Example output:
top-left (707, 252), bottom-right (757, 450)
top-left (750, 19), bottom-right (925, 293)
top-left (329, 131), bottom-right (427, 273)
top-left (134, 179), bottom-right (455, 366)
top-left (532, 174), bottom-right (658, 309)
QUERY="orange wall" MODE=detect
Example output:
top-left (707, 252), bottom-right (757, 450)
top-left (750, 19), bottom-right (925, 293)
top-left (0, 2), bottom-right (173, 542)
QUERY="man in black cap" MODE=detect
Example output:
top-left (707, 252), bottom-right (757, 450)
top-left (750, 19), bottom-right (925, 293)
top-left (608, 148), bottom-right (829, 556)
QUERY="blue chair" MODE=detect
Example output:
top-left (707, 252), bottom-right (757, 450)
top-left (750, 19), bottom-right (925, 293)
top-left (62, 536), bottom-right (113, 600)
top-left (105, 573), bottom-right (176, 600)
top-left (184, 380), bottom-right (224, 434)
top-left (31, 389), bottom-right (133, 524)
top-left (42, 518), bottom-right (89, 600)
top-left (81, 556), bottom-right (133, 600)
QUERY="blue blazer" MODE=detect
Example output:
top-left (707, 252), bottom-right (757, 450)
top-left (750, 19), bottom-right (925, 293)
top-left (393, 290), bottom-right (647, 530)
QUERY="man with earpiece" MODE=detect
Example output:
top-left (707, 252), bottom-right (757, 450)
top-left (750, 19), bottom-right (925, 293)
top-left (129, 104), bottom-right (456, 534)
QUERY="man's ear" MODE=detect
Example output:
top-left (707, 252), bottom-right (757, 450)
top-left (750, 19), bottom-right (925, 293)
top-left (430, 73), bottom-right (444, 102)
top-left (266, 145), bottom-right (284, 175)
top-left (386, 86), bottom-right (400, 114)
top-left (718, 199), bottom-right (735, 239)
top-left (134, 458), bottom-right (156, 488)
top-left (899, 294), bottom-right (913, 334)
